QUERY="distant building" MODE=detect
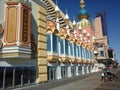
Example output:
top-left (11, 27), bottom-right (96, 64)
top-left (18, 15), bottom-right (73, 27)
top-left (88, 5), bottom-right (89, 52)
top-left (94, 11), bottom-right (116, 67)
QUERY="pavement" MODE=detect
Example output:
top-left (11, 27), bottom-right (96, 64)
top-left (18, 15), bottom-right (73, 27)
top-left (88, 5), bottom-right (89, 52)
top-left (12, 68), bottom-right (120, 90)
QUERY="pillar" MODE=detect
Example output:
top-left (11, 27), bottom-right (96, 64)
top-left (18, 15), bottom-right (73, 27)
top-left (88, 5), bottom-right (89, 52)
top-left (68, 65), bottom-right (71, 77)
top-left (36, 4), bottom-right (47, 83)
top-left (76, 66), bottom-right (79, 76)
top-left (82, 64), bottom-right (85, 75)
top-left (56, 66), bottom-right (61, 79)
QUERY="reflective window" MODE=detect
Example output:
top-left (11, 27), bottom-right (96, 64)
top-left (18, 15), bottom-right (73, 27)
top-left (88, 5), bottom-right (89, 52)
top-left (15, 67), bottom-right (22, 86)
top-left (70, 43), bottom-right (73, 56)
top-left (30, 67), bottom-right (36, 83)
top-left (79, 46), bottom-right (82, 58)
top-left (65, 39), bottom-right (69, 55)
top-left (53, 34), bottom-right (58, 53)
top-left (60, 39), bottom-right (64, 54)
top-left (47, 34), bottom-right (51, 51)
top-left (71, 66), bottom-right (76, 77)
top-left (61, 66), bottom-right (68, 78)
top-left (74, 43), bottom-right (77, 57)
top-left (47, 66), bottom-right (56, 80)
top-left (100, 51), bottom-right (104, 57)
top-left (78, 66), bottom-right (82, 75)
top-left (0, 67), bottom-right (4, 89)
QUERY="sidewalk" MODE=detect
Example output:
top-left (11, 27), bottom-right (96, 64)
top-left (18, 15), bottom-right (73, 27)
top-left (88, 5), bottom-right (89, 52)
top-left (13, 69), bottom-right (120, 90)
top-left (94, 69), bottom-right (120, 90)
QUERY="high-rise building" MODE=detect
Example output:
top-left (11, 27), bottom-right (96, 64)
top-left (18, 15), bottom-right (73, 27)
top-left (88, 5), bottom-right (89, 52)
top-left (96, 11), bottom-right (108, 37)
top-left (94, 11), bottom-right (116, 67)
top-left (94, 11), bottom-right (109, 60)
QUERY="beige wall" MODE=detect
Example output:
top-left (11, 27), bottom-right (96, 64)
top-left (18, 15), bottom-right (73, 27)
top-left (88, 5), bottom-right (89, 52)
top-left (94, 17), bottom-right (109, 59)
top-left (36, 5), bottom-right (47, 83)
top-left (94, 17), bottom-right (103, 39)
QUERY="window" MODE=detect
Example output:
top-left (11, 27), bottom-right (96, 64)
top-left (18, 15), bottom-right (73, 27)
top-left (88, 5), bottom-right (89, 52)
top-left (80, 46), bottom-right (82, 58)
top-left (60, 39), bottom-right (64, 54)
top-left (100, 51), bottom-right (104, 57)
top-left (47, 34), bottom-right (51, 51)
top-left (61, 66), bottom-right (68, 78)
top-left (53, 34), bottom-right (58, 53)
top-left (47, 66), bottom-right (56, 80)
top-left (65, 39), bottom-right (69, 55)
top-left (77, 46), bottom-right (79, 58)
top-left (70, 43), bottom-right (73, 56)
top-left (71, 66), bottom-right (76, 77)
top-left (74, 43), bottom-right (77, 57)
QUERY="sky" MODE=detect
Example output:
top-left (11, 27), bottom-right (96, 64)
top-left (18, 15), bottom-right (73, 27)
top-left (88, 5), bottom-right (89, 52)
top-left (53, 0), bottom-right (120, 63)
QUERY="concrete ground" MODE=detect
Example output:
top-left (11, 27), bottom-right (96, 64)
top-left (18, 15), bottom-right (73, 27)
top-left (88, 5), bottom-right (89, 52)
top-left (12, 68), bottom-right (120, 90)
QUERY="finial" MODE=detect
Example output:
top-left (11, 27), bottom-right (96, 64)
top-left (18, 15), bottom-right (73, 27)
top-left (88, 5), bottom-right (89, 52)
top-left (55, 0), bottom-right (60, 12)
top-left (56, 0), bottom-right (58, 5)
top-left (65, 8), bottom-right (69, 20)
top-left (66, 8), bottom-right (68, 14)
top-left (73, 16), bottom-right (76, 25)
top-left (80, 0), bottom-right (85, 8)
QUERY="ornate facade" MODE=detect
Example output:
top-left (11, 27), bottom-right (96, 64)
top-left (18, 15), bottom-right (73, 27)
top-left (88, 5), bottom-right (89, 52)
top-left (0, 0), bottom-right (97, 89)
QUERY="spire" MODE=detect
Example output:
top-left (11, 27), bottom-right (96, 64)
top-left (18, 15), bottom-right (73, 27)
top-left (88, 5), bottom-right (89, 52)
top-left (65, 9), bottom-right (69, 20)
top-left (55, 0), bottom-right (60, 12)
top-left (73, 16), bottom-right (76, 25)
top-left (80, 0), bottom-right (85, 9)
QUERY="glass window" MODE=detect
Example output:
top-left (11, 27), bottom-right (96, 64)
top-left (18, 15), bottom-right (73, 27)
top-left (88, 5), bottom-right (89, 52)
top-left (71, 66), bottom-right (76, 77)
top-left (23, 67), bottom-right (29, 84)
top-left (77, 46), bottom-right (79, 58)
top-left (30, 67), bottom-right (36, 83)
top-left (74, 43), bottom-right (77, 57)
top-left (47, 66), bottom-right (56, 81)
top-left (78, 66), bottom-right (82, 75)
top-left (79, 46), bottom-right (82, 58)
top-left (15, 67), bottom-right (22, 86)
top-left (60, 39), bottom-right (64, 54)
top-left (70, 43), bottom-right (73, 56)
top-left (0, 67), bottom-right (4, 89)
top-left (5, 67), bottom-right (13, 88)
top-left (53, 34), bottom-right (58, 53)
top-left (65, 39), bottom-right (69, 55)
top-left (47, 34), bottom-right (51, 51)
top-left (100, 51), bottom-right (104, 57)
top-left (61, 66), bottom-right (67, 78)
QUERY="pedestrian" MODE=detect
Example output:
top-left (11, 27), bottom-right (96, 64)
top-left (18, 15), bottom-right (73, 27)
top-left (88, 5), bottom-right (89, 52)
top-left (101, 71), bottom-right (105, 81)
top-left (104, 71), bottom-right (108, 82)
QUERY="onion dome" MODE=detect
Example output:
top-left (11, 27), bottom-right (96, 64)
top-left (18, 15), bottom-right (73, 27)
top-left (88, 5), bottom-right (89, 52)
top-left (78, 8), bottom-right (89, 20)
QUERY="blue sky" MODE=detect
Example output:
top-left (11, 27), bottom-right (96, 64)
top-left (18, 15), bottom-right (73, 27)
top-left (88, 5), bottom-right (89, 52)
top-left (53, 0), bottom-right (120, 63)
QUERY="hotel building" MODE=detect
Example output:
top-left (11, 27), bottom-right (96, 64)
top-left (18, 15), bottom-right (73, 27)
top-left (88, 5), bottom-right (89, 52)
top-left (0, 0), bottom-right (96, 89)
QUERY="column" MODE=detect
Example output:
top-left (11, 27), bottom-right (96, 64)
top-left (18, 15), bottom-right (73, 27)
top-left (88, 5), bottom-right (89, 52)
top-left (56, 66), bottom-right (61, 79)
top-left (76, 66), bottom-right (79, 76)
top-left (82, 64), bottom-right (85, 75)
top-left (2, 67), bottom-right (6, 89)
top-left (86, 65), bottom-right (89, 74)
top-left (12, 68), bottom-right (15, 88)
top-left (68, 65), bottom-right (71, 77)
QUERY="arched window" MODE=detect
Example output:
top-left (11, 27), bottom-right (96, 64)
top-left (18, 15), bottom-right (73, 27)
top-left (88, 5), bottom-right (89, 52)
top-left (53, 34), bottom-right (58, 53)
